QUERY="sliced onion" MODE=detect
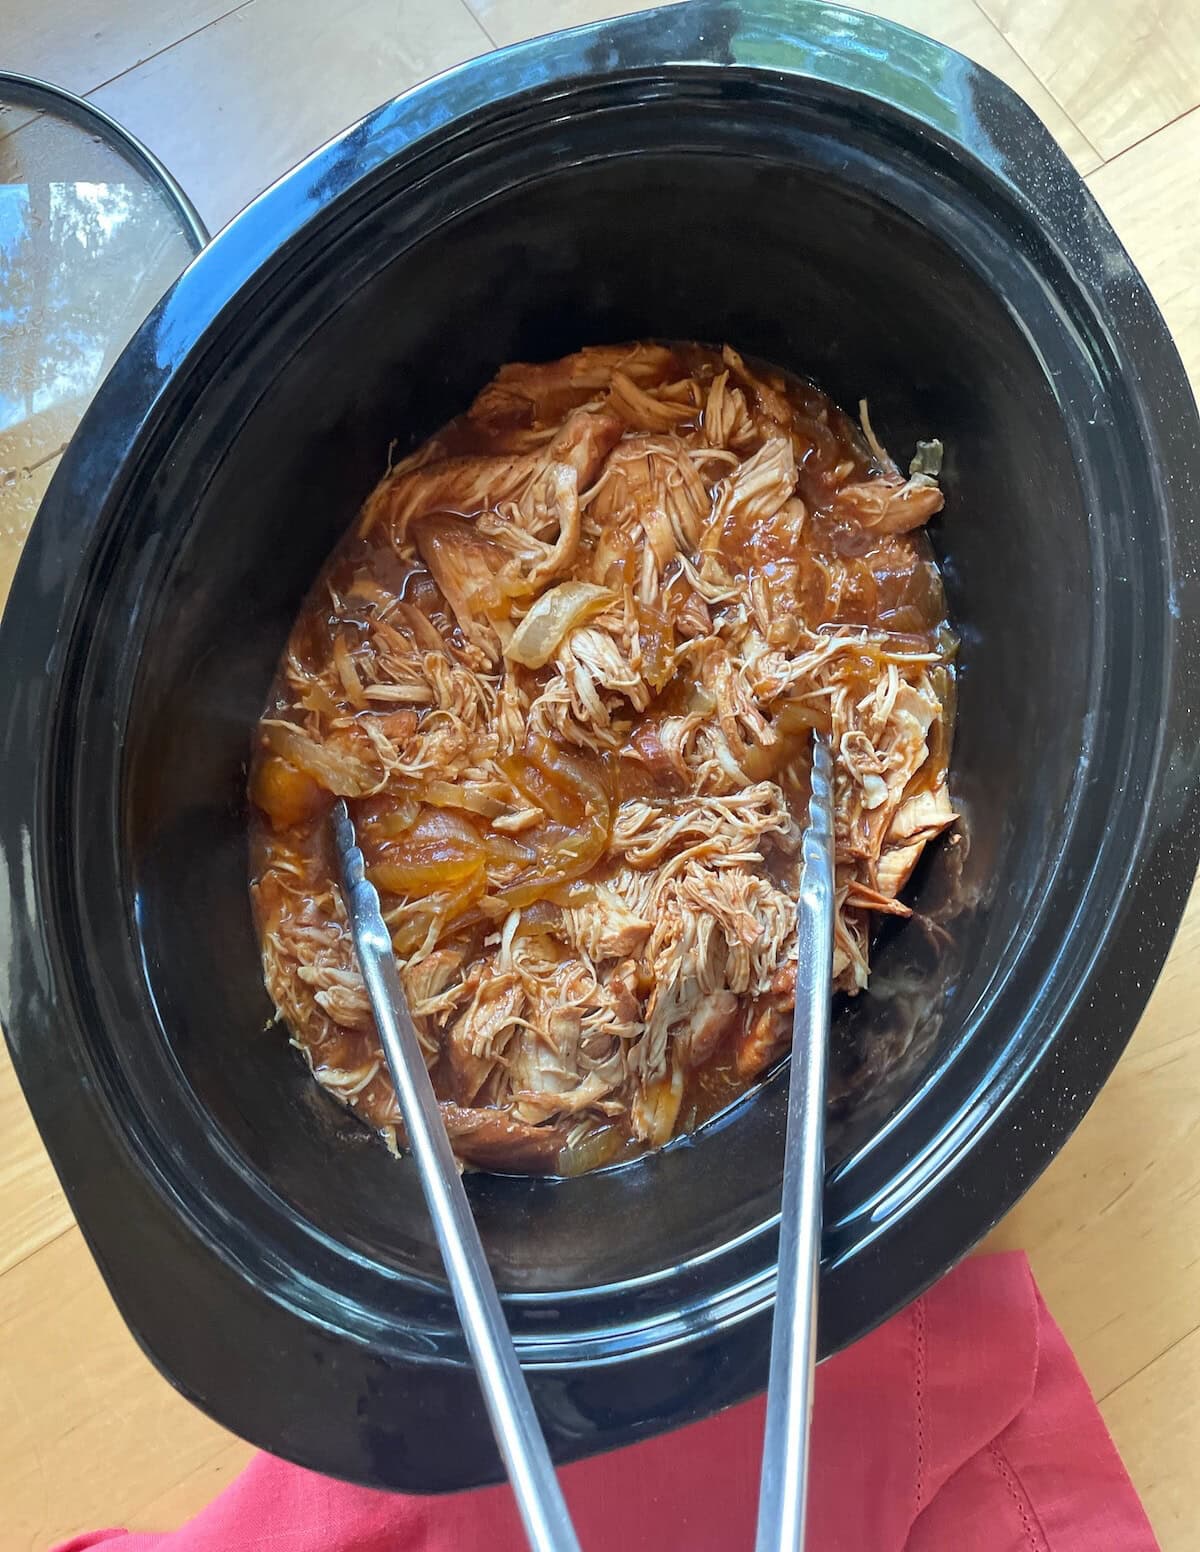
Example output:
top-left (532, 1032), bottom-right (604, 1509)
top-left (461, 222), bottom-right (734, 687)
top-left (556, 1125), bottom-right (625, 1177)
top-left (372, 855), bottom-right (481, 893)
top-left (489, 818), bottom-right (610, 912)
top-left (370, 807), bottom-right (484, 892)
top-left (372, 797), bottom-right (421, 836)
top-left (504, 735), bottom-right (613, 827)
top-left (261, 720), bottom-right (378, 796)
top-left (250, 755), bottom-right (326, 830)
top-left (389, 873), bottom-right (486, 956)
top-left (333, 632), bottom-right (367, 707)
top-left (741, 699), bottom-right (825, 782)
top-left (484, 832), bottom-right (538, 866)
top-left (504, 582), bottom-right (614, 669)
top-left (422, 780), bottom-right (506, 820)
top-left (775, 701), bottom-right (823, 735)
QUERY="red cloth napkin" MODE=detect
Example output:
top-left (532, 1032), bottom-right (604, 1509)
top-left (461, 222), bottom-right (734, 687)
top-left (55, 1252), bottom-right (1158, 1551)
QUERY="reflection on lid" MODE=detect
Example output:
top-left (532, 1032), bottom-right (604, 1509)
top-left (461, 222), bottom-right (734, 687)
top-left (0, 100), bottom-right (198, 607)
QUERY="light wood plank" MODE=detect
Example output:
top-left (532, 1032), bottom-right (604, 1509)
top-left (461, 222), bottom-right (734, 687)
top-left (0, 1045), bottom-right (75, 1277)
top-left (3, 0), bottom-right (251, 97)
top-left (131, 1439), bottom-right (252, 1534)
top-left (465, 0), bottom-right (1101, 172)
top-left (977, 0), bottom-right (1200, 159)
top-left (1101, 1322), bottom-right (1200, 1552)
top-left (89, 0), bottom-right (493, 232)
top-left (0, 1227), bottom-right (249, 1550)
top-left (1087, 106), bottom-right (1200, 389)
top-left (984, 879), bottom-right (1200, 1400)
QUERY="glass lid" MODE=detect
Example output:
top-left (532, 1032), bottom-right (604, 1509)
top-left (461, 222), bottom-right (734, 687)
top-left (0, 73), bottom-right (206, 607)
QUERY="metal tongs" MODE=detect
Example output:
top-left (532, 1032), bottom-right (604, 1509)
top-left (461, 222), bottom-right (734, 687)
top-left (755, 734), bottom-right (836, 1550)
top-left (332, 800), bottom-right (581, 1552)
top-left (333, 733), bottom-right (835, 1552)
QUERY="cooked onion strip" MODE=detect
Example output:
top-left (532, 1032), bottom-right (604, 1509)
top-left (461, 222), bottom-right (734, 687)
top-left (505, 581), bottom-right (614, 668)
top-left (261, 719), bottom-right (379, 796)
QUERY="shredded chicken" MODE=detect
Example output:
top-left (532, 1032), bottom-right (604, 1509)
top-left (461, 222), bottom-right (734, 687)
top-left (251, 342), bottom-right (958, 1173)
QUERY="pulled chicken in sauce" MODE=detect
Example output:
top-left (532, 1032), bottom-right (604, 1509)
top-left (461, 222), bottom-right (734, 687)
top-left (249, 343), bottom-right (957, 1175)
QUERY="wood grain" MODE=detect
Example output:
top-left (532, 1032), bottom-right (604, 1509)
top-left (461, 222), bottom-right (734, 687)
top-left (0, 1046), bottom-right (74, 1278)
top-left (984, 882), bottom-right (1200, 1402)
top-left (1102, 1322), bottom-right (1200, 1551)
top-left (90, 0), bottom-right (492, 231)
top-left (978, 0), bottom-right (1200, 159)
top-left (0, 1228), bottom-right (252, 1551)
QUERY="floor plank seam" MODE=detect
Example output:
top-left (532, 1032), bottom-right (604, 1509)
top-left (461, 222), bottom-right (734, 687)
top-left (965, 0), bottom-right (1104, 164)
top-left (79, 0), bottom-right (260, 99)
top-left (1097, 1321), bottom-right (1200, 1405)
top-left (0, 1220), bottom-right (77, 1282)
top-left (1089, 100), bottom-right (1200, 175)
top-left (462, 0), bottom-right (502, 50)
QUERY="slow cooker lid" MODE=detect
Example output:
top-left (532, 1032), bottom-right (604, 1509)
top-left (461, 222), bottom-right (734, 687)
top-left (0, 73), bottom-right (205, 608)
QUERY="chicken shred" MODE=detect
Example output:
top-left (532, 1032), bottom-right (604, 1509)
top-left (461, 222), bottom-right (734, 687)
top-left (251, 342), bottom-right (958, 1173)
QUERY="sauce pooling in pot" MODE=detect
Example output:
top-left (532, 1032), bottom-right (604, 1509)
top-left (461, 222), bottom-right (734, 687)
top-left (249, 342), bottom-right (957, 1174)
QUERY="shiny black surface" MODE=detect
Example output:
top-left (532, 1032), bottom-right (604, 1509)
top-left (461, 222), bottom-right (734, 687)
top-left (3, 0), bottom-right (1200, 1493)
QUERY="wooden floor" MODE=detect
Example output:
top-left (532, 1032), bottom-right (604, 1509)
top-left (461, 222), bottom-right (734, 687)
top-left (2, 0), bottom-right (1199, 1546)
